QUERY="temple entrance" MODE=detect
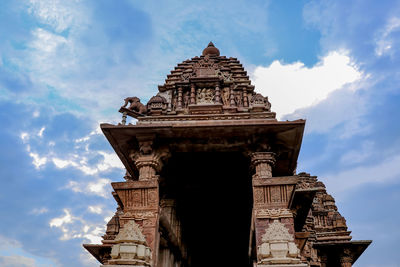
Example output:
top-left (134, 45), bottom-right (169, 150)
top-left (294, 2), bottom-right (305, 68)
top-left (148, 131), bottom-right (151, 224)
top-left (161, 152), bottom-right (253, 267)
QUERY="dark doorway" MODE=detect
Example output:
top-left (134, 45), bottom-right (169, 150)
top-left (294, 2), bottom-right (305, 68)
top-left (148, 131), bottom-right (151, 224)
top-left (162, 152), bottom-right (253, 267)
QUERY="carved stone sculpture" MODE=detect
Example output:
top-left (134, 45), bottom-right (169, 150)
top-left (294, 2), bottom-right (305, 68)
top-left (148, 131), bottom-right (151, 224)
top-left (122, 97), bottom-right (147, 114)
top-left (196, 88), bottom-right (215, 104)
top-left (146, 94), bottom-right (167, 115)
top-left (105, 220), bottom-right (152, 266)
top-left (250, 93), bottom-right (271, 112)
top-left (258, 220), bottom-right (305, 266)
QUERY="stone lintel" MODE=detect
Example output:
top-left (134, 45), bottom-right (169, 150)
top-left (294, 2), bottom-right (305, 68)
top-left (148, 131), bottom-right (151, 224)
top-left (253, 176), bottom-right (299, 186)
top-left (188, 103), bottom-right (223, 114)
top-left (112, 180), bottom-right (158, 190)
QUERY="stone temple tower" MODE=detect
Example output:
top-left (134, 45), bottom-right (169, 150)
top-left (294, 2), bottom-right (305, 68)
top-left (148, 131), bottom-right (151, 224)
top-left (83, 42), bottom-right (371, 267)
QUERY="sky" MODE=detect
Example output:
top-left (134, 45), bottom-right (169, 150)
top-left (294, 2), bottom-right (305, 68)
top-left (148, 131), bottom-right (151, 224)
top-left (0, 0), bottom-right (399, 266)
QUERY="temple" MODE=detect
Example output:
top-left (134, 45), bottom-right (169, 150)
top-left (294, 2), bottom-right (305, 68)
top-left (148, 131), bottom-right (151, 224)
top-left (83, 42), bottom-right (371, 267)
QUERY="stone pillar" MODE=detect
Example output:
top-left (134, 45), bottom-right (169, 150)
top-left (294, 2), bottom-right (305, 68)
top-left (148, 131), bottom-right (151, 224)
top-left (177, 87), bottom-right (183, 109)
top-left (230, 84), bottom-right (236, 106)
top-left (243, 88), bottom-right (249, 107)
top-left (250, 152), bottom-right (306, 267)
top-left (190, 83), bottom-right (196, 105)
top-left (108, 137), bottom-right (169, 267)
top-left (215, 82), bottom-right (221, 104)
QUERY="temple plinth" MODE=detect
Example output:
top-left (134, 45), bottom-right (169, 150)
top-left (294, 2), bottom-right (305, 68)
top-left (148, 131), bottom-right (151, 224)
top-left (83, 42), bottom-right (371, 267)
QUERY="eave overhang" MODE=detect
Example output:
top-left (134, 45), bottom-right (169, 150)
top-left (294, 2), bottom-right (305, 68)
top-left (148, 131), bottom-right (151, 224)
top-left (101, 119), bottom-right (305, 179)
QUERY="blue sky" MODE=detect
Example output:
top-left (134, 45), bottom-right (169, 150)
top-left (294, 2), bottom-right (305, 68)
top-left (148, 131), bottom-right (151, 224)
top-left (0, 0), bottom-right (399, 266)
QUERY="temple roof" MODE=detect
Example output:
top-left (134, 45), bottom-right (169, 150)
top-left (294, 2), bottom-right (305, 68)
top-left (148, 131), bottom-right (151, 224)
top-left (119, 42), bottom-right (274, 121)
top-left (158, 42), bottom-right (253, 92)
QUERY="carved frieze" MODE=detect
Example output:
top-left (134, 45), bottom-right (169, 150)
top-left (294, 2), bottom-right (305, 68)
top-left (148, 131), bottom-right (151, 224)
top-left (117, 188), bottom-right (158, 210)
top-left (193, 55), bottom-right (218, 77)
top-left (196, 88), bottom-right (215, 104)
top-left (255, 208), bottom-right (293, 219)
top-left (253, 184), bottom-right (295, 208)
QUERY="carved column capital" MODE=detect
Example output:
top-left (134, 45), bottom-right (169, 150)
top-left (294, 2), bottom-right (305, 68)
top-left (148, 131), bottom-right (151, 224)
top-left (130, 146), bottom-right (170, 181)
top-left (250, 152), bottom-right (276, 179)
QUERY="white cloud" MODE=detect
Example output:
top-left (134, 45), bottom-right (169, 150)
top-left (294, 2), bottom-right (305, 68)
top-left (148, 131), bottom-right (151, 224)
top-left (33, 110), bottom-right (40, 118)
top-left (52, 158), bottom-right (71, 169)
top-left (49, 209), bottom-right (73, 228)
top-left (323, 154), bottom-right (400, 195)
top-left (0, 236), bottom-right (56, 267)
top-left (29, 152), bottom-right (47, 169)
top-left (49, 209), bottom-right (106, 243)
top-left (251, 51), bottom-right (363, 118)
top-left (28, 0), bottom-right (79, 33)
top-left (52, 150), bottom-right (123, 175)
top-left (20, 132), bottom-right (29, 142)
top-left (87, 178), bottom-right (110, 198)
top-left (97, 151), bottom-right (124, 171)
top-left (375, 17), bottom-right (400, 57)
top-left (30, 28), bottom-right (68, 54)
top-left (0, 255), bottom-right (36, 267)
top-left (65, 178), bottom-right (111, 198)
top-left (38, 127), bottom-right (45, 137)
top-left (88, 205), bottom-right (103, 214)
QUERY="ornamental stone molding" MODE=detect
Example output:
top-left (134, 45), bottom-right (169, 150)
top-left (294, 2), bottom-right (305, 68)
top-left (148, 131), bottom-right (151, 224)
top-left (255, 209), bottom-right (293, 219)
top-left (105, 220), bottom-right (152, 266)
top-left (258, 220), bottom-right (306, 266)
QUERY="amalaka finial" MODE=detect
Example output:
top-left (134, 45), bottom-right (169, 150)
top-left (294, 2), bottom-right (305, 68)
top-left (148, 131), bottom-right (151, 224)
top-left (202, 41), bottom-right (220, 56)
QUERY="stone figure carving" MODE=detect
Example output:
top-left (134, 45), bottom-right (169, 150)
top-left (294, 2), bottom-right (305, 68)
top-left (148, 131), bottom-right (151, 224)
top-left (235, 91), bottom-right (243, 107)
top-left (122, 97), bottom-right (147, 114)
top-left (183, 91), bottom-right (190, 108)
top-left (196, 88), bottom-right (215, 104)
top-left (250, 93), bottom-right (271, 111)
top-left (222, 87), bottom-right (230, 106)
